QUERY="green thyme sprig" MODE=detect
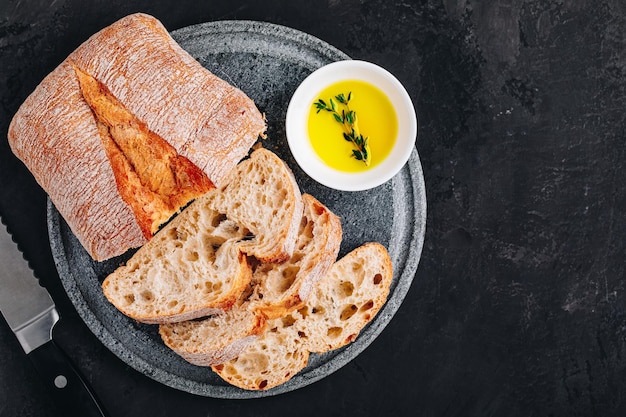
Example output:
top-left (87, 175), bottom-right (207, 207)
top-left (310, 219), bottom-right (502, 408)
top-left (314, 92), bottom-right (371, 166)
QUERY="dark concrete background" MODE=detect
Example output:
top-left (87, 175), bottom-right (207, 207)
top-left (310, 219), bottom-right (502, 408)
top-left (1, 0), bottom-right (626, 416)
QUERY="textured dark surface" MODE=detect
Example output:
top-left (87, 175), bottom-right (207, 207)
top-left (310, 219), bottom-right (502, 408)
top-left (1, 0), bottom-right (626, 416)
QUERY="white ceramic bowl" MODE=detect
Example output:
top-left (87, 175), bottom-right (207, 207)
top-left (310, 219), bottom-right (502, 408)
top-left (286, 60), bottom-right (417, 191)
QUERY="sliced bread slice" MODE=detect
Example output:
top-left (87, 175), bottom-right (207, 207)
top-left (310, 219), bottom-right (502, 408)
top-left (102, 202), bottom-right (251, 324)
top-left (212, 242), bottom-right (393, 390)
top-left (207, 147), bottom-right (303, 263)
top-left (299, 242), bottom-right (393, 353)
top-left (250, 193), bottom-right (342, 319)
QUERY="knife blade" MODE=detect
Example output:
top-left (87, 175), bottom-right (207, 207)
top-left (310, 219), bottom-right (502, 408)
top-left (0, 220), bottom-right (108, 417)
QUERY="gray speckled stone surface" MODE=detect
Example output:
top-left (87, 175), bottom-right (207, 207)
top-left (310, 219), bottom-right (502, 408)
top-left (47, 20), bottom-right (426, 398)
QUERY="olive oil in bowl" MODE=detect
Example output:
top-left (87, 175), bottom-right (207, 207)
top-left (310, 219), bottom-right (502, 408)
top-left (308, 80), bottom-right (398, 172)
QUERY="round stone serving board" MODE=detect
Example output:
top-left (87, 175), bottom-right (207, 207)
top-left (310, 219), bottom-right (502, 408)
top-left (47, 20), bottom-right (426, 399)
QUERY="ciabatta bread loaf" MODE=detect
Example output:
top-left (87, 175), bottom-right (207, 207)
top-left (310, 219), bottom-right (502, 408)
top-left (8, 13), bottom-right (266, 261)
top-left (103, 148), bottom-right (303, 324)
top-left (159, 193), bottom-right (340, 364)
top-left (212, 242), bottom-right (393, 390)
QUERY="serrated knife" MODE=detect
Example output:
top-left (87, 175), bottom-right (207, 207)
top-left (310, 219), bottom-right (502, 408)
top-left (0, 220), bottom-right (108, 416)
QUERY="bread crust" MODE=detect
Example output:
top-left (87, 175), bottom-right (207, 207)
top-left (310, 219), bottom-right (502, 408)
top-left (8, 13), bottom-right (266, 261)
top-left (8, 60), bottom-right (147, 260)
top-left (68, 14), bottom-right (266, 187)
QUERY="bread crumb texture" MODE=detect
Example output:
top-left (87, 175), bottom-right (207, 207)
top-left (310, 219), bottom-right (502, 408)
top-left (102, 204), bottom-right (251, 324)
top-left (212, 242), bottom-right (393, 390)
top-left (210, 148), bottom-right (304, 263)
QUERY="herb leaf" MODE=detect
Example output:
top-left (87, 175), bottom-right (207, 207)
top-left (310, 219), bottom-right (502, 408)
top-left (313, 91), bottom-right (371, 166)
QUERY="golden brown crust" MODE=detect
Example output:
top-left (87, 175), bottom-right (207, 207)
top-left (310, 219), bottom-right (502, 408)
top-left (74, 65), bottom-right (214, 237)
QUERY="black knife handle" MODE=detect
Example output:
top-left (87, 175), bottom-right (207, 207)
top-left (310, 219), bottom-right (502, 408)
top-left (27, 337), bottom-right (108, 417)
